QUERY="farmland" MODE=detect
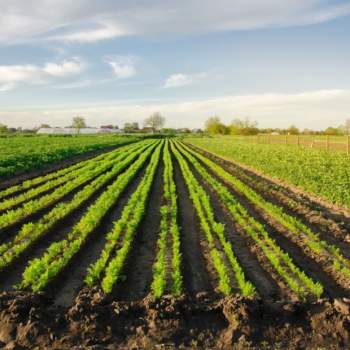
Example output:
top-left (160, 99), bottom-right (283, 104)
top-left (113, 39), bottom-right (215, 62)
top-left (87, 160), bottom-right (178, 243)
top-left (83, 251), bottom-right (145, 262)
top-left (0, 137), bottom-right (350, 349)
top-left (0, 135), bottom-right (139, 180)
top-left (187, 136), bottom-right (350, 209)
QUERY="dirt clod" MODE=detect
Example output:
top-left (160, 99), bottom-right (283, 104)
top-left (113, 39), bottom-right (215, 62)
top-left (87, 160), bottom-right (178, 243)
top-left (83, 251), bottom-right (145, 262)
top-left (1, 290), bottom-right (349, 349)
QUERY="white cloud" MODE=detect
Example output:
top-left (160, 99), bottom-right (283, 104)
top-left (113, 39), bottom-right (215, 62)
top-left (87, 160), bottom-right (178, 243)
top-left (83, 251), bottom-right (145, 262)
top-left (0, 58), bottom-right (85, 90)
top-left (0, 1), bottom-right (349, 44)
top-left (164, 72), bottom-right (206, 88)
top-left (43, 58), bottom-right (85, 77)
top-left (108, 57), bottom-right (136, 79)
top-left (1, 89), bottom-right (350, 130)
top-left (164, 74), bottom-right (193, 88)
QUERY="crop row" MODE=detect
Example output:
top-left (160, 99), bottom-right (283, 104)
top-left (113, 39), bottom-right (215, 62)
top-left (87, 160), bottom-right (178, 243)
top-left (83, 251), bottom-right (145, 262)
top-left (186, 137), bottom-right (350, 209)
top-left (176, 142), bottom-right (323, 299)
top-left (84, 141), bottom-right (163, 289)
top-left (20, 140), bottom-right (160, 292)
top-left (151, 140), bottom-right (182, 298)
top-left (182, 142), bottom-right (350, 283)
top-left (0, 140), bottom-right (156, 272)
top-left (0, 143), bottom-right (143, 212)
top-left (0, 135), bottom-right (140, 179)
top-left (0, 141), bottom-right (153, 232)
top-left (98, 141), bottom-right (163, 293)
top-left (171, 141), bottom-right (255, 296)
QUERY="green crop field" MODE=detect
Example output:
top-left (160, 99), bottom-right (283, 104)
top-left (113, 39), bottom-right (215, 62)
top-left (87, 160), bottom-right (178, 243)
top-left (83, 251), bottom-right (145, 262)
top-left (187, 136), bottom-right (350, 209)
top-left (0, 135), bottom-right (139, 180)
top-left (0, 137), bottom-right (349, 348)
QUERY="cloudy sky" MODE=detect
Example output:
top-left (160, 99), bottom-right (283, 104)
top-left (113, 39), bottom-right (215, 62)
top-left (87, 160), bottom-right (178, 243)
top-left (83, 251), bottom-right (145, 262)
top-left (0, 0), bottom-right (350, 129)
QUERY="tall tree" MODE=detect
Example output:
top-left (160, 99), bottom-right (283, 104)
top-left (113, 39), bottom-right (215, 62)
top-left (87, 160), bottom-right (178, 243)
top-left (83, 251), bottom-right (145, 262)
top-left (0, 124), bottom-right (8, 133)
top-left (230, 117), bottom-right (258, 135)
top-left (40, 124), bottom-right (51, 129)
top-left (144, 112), bottom-right (165, 132)
top-left (72, 117), bottom-right (86, 135)
top-left (205, 116), bottom-right (229, 134)
top-left (287, 125), bottom-right (300, 135)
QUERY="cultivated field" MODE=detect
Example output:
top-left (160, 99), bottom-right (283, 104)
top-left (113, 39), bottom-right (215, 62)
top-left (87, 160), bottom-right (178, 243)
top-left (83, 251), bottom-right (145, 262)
top-left (188, 136), bottom-right (350, 209)
top-left (0, 138), bottom-right (350, 349)
top-left (0, 135), bottom-right (139, 180)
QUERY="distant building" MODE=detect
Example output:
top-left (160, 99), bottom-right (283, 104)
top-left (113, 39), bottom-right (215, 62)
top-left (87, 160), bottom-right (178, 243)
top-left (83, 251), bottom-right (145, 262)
top-left (37, 127), bottom-right (123, 135)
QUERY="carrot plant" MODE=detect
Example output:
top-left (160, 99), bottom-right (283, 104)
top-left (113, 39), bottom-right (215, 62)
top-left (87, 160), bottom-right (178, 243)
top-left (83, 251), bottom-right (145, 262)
top-left (0, 141), bottom-right (155, 271)
top-left (177, 141), bottom-right (323, 299)
top-left (99, 142), bottom-right (163, 293)
top-left (182, 141), bottom-right (350, 285)
top-left (171, 141), bottom-right (255, 297)
top-left (151, 140), bottom-right (182, 298)
top-left (19, 141), bottom-right (160, 292)
top-left (0, 141), bottom-right (151, 232)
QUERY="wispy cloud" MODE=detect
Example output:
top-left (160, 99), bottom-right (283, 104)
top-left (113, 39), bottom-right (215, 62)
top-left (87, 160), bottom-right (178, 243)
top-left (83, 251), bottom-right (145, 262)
top-left (48, 22), bottom-right (125, 43)
top-left (43, 58), bottom-right (85, 77)
top-left (164, 72), bottom-right (206, 88)
top-left (0, 58), bottom-right (85, 90)
top-left (0, 1), bottom-right (350, 44)
top-left (164, 74), bottom-right (193, 88)
top-left (107, 57), bottom-right (136, 79)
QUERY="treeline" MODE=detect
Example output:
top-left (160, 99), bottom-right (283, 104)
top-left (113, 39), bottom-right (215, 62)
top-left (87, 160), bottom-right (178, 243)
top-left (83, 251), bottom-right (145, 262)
top-left (205, 117), bottom-right (350, 136)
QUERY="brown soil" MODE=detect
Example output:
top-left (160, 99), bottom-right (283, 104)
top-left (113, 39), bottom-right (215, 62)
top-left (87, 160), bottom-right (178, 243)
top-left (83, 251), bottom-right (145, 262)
top-left (1, 290), bottom-right (350, 349)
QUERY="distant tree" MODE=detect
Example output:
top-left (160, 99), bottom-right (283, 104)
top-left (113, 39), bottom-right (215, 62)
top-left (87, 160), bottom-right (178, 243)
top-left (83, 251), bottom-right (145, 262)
top-left (72, 117), bottom-right (86, 135)
top-left (123, 123), bottom-right (139, 133)
top-left (131, 122), bottom-right (139, 131)
top-left (205, 116), bottom-right (229, 135)
top-left (324, 127), bottom-right (341, 136)
top-left (144, 112), bottom-right (166, 132)
top-left (230, 117), bottom-right (258, 135)
top-left (302, 128), bottom-right (314, 135)
top-left (0, 123), bottom-right (8, 133)
top-left (287, 125), bottom-right (300, 135)
top-left (40, 124), bottom-right (51, 129)
top-left (161, 128), bottom-right (177, 135)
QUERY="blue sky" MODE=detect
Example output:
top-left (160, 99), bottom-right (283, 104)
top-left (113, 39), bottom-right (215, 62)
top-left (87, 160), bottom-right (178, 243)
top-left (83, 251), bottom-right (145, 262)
top-left (0, 0), bottom-right (350, 129)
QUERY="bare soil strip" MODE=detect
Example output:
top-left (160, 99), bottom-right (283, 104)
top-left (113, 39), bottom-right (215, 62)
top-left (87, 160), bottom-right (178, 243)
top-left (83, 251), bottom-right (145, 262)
top-left (173, 156), bottom-right (214, 296)
top-left (114, 162), bottom-right (164, 301)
